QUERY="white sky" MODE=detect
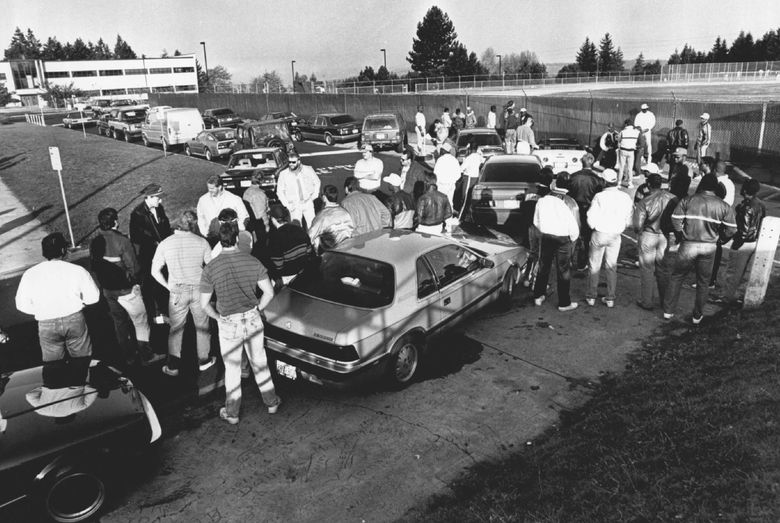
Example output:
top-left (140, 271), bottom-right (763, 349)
top-left (4, 0), bottom-right (779, 82)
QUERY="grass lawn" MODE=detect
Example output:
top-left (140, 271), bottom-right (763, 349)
top-left (0, 122), bottom-right (224, 245)
top-left (403, 285), bottom-right (780, 521)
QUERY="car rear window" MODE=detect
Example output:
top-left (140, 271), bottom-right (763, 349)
top-left (330, 115), bottom-right (356, 125)
top-left (212, 108), bottom-right (233, 116)
top-left (290, 252), bottom-right (394, 308)
top-left (123, 109), bottom-right (147, 121)
top-left (457, 133), bottom-right (502, 147)
top-left (480, 162), bottom-right (541, 183)
top-left (364, 117), bottom-right (396, 130)
top-left (212, 130), bottom-right (236, 140)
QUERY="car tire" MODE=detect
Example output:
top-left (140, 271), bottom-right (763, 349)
top-left (41, 465), bottom-right (107, 523)
top-left (66, 122), bottom-right (72, 129)
top-left (324, 132), bottom-right (334, 146)
top-left (184, 145), bottom-right (192, 156)
top-left (205, 149), bottom-right (213, 161)
top-left (293, 129), bottom-right (302, 142)
top-left (385, 334), bottom-right (422, 388)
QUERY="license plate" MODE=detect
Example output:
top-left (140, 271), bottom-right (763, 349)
top-left (276, 361), bottom-right (297, 380)
top-left (499, 200), bottom-right (521, 209)
top-left (240, 180), bottom-right (251, 187)
top-left (376, 133), bottom-right (386, 139)
top-left (554, 162), bottom-right (567, 171)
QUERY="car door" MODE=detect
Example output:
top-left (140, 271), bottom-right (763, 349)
top-left (415, 257), bottom-right (441, 330)
top-left (191, 131), bottom-right (205, 155)
top-left (300, 116), bottom-right (316, 140)
top-left (421, 244), bottom-right (485, 330)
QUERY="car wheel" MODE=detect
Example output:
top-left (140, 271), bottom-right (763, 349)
top-left (142, 134), bottom-right (150, 147)
top-left (324, 132), bottom-right (334, 146)
top-left (42, 467), bottom-right (107, 523)
top-left (184, 145), bottom-right (192, 156)
top-left (66, 122), bottom-right (72, 129)
top-left (205, 149), bottom-right (213, 161)
top-left (386, 334), bottom-right (422, 387)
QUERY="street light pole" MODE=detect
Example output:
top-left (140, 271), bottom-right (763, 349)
top-left (496, 54), bottom-right (502, 86)
top-left (141, 54), bottom-right (149, 93)
top-left (199, 41), bottom-right (209, 89)
top-left (380, 48), bottom-right (386, 70)
top-left (291, 60), bottom-right (296, 93)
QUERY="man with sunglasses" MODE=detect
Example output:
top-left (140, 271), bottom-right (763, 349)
top-left (276, 152), bottom-right (321, 229)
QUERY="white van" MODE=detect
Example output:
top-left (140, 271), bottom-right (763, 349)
top-left (141, 107), bottom-right (204, 148)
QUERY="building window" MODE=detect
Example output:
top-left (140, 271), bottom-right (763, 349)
top-left (11, 60), bottom-right (38, 88)
top-left (99, 69), bottom-right (124, 76)
top-left (175, 85), bottom-right (197, 92)
top-left (127, 87), bottom-right (150, 94)
top-left (124, 68), bottom-right (148, 75)
top-left (82, 90), bottom-right (100, 97)
top-left (154, 85), bottom-right (174, 92)
top-left (101, 88), bottom-right (127, 95)
top-left (72, 70), bottom-right (97, 77)
top-left (149, 68), bottom-right (172, 74)
top-left (0, 73), bottom-right (6, 81)
top-left (45, 71), bottom-right (71, 79)
top-left (173, 67), bottom-right (195, 73)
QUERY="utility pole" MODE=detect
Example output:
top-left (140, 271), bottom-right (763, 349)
top-left (380, 48), bottom-right (387, 70)
top-left (199, 41), bottom-right (209, 89)
top-left (291, 60), bottom-right (296, 93)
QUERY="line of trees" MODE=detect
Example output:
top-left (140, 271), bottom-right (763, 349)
top-left (668, 28), bottom-right (780, 64)
top-left (4, 27), bottom-right (138, 60)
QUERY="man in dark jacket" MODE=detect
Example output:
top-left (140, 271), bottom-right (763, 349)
top-left (384, 173), bottom-right (415, 229)
top-left (266, 204), bottom-right (315, 288)
top-left (668, 147), bottom-right (691, 199)
top-left (632, 174), bottom-right (676, 310)
top-left (715, 179), bottom-right (766, 304)
top-left (129, 183), bottom-right (172, 324)
top-left (416, 172), bottom-right (452, 235)
top-left (663, 174), bottom-right (737, 324)
top-left (666, 119), bottom-right (689, 167)
top-left (568, 153), bottom-right (605, 270)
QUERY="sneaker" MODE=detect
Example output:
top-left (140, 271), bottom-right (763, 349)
top-left (141, 353), bottom-right (166, 366)
top-left (601, 297), bottom-right (615, 308)
top-left (198, 356), bottom-right (216, 372)
top-left (663, 312), bottom-right (674, 320)
top-left (692, 315), bottom-right (703, 325)
top-left (534, 295), bottom-right (546, 306)
top-left (161, 365), bottom-right (179, 377)
top-left (586, 298), bottom-right (596, 306)
top-left (267, 398), bottom-right (282, 414)
top-left (558, 302), bottom-right (579, 312)
top-left (219, 407), bottom-right (239, 425)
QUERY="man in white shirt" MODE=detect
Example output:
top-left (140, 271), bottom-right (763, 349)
top-left (276, 152), bottom-right (321, 228)
top-left (459, 143), bottom-right (483, 215)
top-left (196, 175), bottom-right (249, 241)
top-left (634, 103), bottom-right (656, 162)
top-left (440, 107), bottom-right (452, 137)
top-left (617, 119), bottom-right (640, 188)
top-left (415, 105), bottom-right (426, 155)
top-left (353, 144), bottom-right (384, 193)
top-left (585, 168), bottom-right (634, 308)
top-left (486, 105), bottom-right (497, 129)
top-left (433, 142), bottom-right (461, 208)
top-left (16, 232), bottom-right (100, 362)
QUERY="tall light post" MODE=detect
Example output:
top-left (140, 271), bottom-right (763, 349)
top-left (380, 48), bottom-right (387, 70)
top-left (199, 41), bottom-right (209, 89)
top-left (496, 54), bottom-right (502, 86)
top-left (291, 60), bottom-right (296, 93)
top-left (141, 54), bottom-right (149, 93)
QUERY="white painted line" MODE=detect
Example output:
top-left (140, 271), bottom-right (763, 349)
top-left (621, 233), bottom-right (637, 244)
top-left (300, 149), bottom-right (361, 158)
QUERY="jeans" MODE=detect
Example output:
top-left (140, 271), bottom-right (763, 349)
top-left (656, 239), bottom-right (679, 306)
top-left (617, 150), bottom-right (634, 185)
top-left (168, 283), bottom-right (211, 361)
top-left (103, 288), bottom-right (137, 365)
top-left (576, 205), bottom-right (592, 270)
top-left (637, 232), bottom-right (667, 307)
top-left (533, 234), bottom-right (574, 307)
top-left (505, 129), bottom-right (517, 154)
top-left (722, 242), bottom-right (756, 301)
top-left (587, 231), bottom-right (622, 301)
top-left (38, 310), bottom-right (93, 362)
top-left (217, 308), bottom-right (279, 418)
top-left (663, 241), bottom-right (717, 318)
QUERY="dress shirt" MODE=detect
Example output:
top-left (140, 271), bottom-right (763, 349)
top-left (16, 260), bottom-right (100, 320)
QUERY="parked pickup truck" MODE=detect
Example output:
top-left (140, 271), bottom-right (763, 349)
top-left (62, 111), bottom-right (95, 129)
top-left (97, 106), bottom-right (148, 142)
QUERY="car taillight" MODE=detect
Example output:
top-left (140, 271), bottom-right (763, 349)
top-left (472, 184), bottom-right (484, 195)
top-left (572, 157), bottom-right (579, 163)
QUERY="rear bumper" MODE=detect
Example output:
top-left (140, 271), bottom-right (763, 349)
top-left (331, 134), bottom-right (360, 143)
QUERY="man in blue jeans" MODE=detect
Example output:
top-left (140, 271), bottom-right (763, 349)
top-left (200, 223), bottom-right (280, 425)
top-left (16, 232), bottom-right (100, 363)
top-left (663, 174), bottom-right (737, 324)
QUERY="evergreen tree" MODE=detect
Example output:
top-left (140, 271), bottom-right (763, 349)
top-left (376, 65), bottom-right (390, 81)
top-left (556, 63), bottom-right (581, 78)
top-left (196, 60), bottom-right (209, 92)
top-left (755, 28), bottom-right (780, 60)
top-left (69, 38), bottom-right (92, 60)
top-left (41, 36), bottom-right (64, 60)
top-left (407, 6), bottom-right (458, 76)
top-left (4, 27), bottom-right (42, 59)
top-left (0, 83), bottom-right (13, 106)
top-left (92, 38), bottom-right (112, 59)
top-left (631, 53), bottom-right (646, 74)
top-left (644, 60), bottom-right (662, 75)
top-left (358, 66), bottom-right (376, 82)
top-left (575, 37), bottom-right (598, 73)
top-left (173, 49), bottom-right (182, 56)
top-left (24, 28), bottom-right (41, 58)
top-left (729, 31), bottom-right (756, 62)
top-left (668, 48), bottom-right (682, 65)
top-left (598, 33), bottom-right (624, 72)
top-left (113, 34), bottom-right (137, 59)
top-left (444, 42), bottom-right (470, 75)
top-left (466, 51), bottom-right (488, 75)
top-left (708, 36), bottom-right (729, 62)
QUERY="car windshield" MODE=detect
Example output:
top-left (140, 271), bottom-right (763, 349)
top-left (457, 133), bottom-right (502, 147)
top-left (364, 117), bottom-right (396, 130)
top-left (541, 140), bottom-right (583, 150)
top-left (212, 130), bottom-right (236, 140)
top-left (290, 252), bottom-right (394, 308)
top-left (480, 162), bottom-right (541, 183)
top-left (212, 108), bottom-right (233, 116)
top-left (228, 152), bottom-right (277, 169)
top-left (330, 115), bottom-right (355, 125)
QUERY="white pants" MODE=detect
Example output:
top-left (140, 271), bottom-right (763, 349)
top-left (642, 129), bottom-right (652, 159)
top-left (290, 204), bottom-right (315, 229)
top-left (617, 150), bottom-right (635, 185)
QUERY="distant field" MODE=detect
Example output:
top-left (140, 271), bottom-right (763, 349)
top-left (539, 81), bottom-right (780, 102)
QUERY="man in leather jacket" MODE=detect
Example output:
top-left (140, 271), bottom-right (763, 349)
top-left (716, 179), bottom-right (766, 304)
top-left (662, 174), bottom-right (737, 324)
top-left (632, 174), bottom-right (676, 310)
top-left (416, 172), bottom-right (452, 235)
top-left (666, 120), bottom-right (689, 167)
top-left (383, 173), bottom-right (415, 229)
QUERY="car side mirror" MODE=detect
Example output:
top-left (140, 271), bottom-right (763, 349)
top-left (480, 258), bottom-right (495, 269)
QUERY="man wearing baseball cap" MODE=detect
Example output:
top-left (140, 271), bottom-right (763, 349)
top-left (695, 112), bottom-right (712, 163)
top-left (634, 103), bottom-right (656, 162)
top-left (669, 148), bottom-right (691, 199)
top-left (383, 173), bottom-right (415, 229)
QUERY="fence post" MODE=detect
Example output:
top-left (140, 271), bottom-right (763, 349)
top-left (671, 91), bottom-right (677, 124)
top-left (458, 75), bottom-right (461, 90)
top-left (757, 102), bottom-right (768, 154)
top-left (588, 90), bottom-right (594, 146)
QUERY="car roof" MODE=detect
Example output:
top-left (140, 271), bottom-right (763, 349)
top-left (364, 113), bottom-right (399, 119)
top-left (231, 147), bottom-right (280, 154)
top-left (483, 154), bottom-right (542, 166)
top-left (317, 113), bottom-right (351, 117)
top-left (457, 128), bottom-right (499, 135)
top-left (205, 127), bottom-right (235, 132)
top-left (333, 229), bottom-right (452, 265)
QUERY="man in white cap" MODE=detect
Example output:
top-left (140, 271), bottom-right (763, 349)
top-left (633, 163), bottom-right (662, 203)
top-left (518, 107), bottom-right (530, 127)
top-left (354, 144), bottom-right (384, 194)
top-left (695, 112), bottom-right (712, 163)
top-left (634, 103), bottom-right (656, 162)
top-left (585, 168), bottom-right (633, 308)
top-left (383, 173), bottom-right (415, 229)
top-left (414, 105), bottom-right (426, 155)
top-left (433, 142), bottom-right (461, 208)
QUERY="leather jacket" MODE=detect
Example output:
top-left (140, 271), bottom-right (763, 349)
top-left (633, 189), bottom-right (676, 234)
top-left (666, 127), bottom-right (689, 151)
top-left (416, 190), bottom-right (452, 226)
top-left (568, 170), bottom-right (605, 207)
top-left (732, 197), bottom-right (766, 248)
top-left (671, 191), bottom-right (737, 244)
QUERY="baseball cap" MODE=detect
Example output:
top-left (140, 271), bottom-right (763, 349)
top-left (383, 173), bottom-right (403, 187)
top-left (700, 112), bottom-right (710, 120)
top-left (640, 103), bottom-right (649, 110)
top-left (673, 147), bottom-right (688, 157)
top-left (643, 163), bottom-right (660, 174)
top-left (601, 168), bottom-right (618, 183)
top-left (140, 183), bottom-right (163, 197)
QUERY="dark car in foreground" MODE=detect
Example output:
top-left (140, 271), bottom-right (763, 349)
top-left (184, 127), bottom-right (238, 161)
top-left (359, 113), bottom-right (407, 152)
top-left (220, 147), bottom-right (289, 196)
top-left (260, 111), bottom-right (305, 141)
top-left (202, 107), bottom-right (243, 129)
top-left (0, 359), bottom-right (161, 522)
top-left (297, 113), bottom-right (361, 146)
top-left (454, 128), bottom-right (505, 163)
top-left (470, 154), bottom-right (543, 226)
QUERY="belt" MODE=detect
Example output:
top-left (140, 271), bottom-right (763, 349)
top-left (620, 147), bottom-right (635, 151)
top-left (220, 307), bottom-right (261, 320)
